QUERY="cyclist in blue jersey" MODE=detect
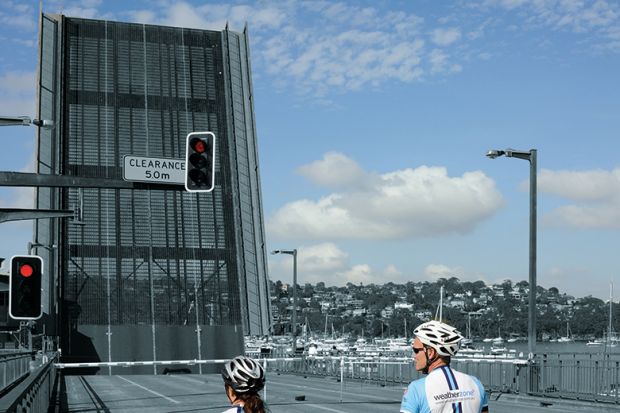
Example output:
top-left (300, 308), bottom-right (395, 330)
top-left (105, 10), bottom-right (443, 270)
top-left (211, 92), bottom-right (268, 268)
top-left (221, 355), bottom-right (269, 413)
top-left (401, 320), bottom-right (489, 413)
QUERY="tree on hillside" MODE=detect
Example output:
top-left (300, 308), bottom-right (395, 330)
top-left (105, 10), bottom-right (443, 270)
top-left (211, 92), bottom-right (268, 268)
top-left (571, 297), bottom-right (607, 336)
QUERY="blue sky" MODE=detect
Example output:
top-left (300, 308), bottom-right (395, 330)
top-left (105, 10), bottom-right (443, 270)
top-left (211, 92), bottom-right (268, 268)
top-left (0, 0), bottom-right (619, 299)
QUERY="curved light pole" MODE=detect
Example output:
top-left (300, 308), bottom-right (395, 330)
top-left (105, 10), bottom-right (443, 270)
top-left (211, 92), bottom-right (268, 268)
top-left (271, 249), bottom-right (298, 351)
top-left (486, 148), bottom-right (537, 359)
top-left (0, 116), bottom-right (54, 129)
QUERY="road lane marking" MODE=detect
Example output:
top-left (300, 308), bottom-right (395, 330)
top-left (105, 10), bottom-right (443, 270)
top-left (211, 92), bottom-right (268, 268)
top-left (117, 376), bottom-right (180, 404)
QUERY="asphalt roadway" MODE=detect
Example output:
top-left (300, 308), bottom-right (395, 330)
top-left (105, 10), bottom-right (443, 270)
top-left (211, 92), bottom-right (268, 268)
top-left (61, 372), bottom-right (620, 412)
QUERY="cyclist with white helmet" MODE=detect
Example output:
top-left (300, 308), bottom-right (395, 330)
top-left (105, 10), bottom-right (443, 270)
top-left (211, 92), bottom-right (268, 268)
top-left (221, 355), bottom-right (269, 413)
top-left (400, 320), bottom-right (489, 413)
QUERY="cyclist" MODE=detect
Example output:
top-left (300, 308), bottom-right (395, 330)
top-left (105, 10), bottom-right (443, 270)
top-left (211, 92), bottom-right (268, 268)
top-left (400, 320), bottom-right (489, 413)
top-left (221, 355), bottom-right (269, 413)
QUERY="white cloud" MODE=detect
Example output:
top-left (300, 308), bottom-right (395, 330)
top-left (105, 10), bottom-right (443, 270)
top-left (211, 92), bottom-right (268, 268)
top-left (428, 49), bottom-right (462, 74)
top-left (423, 263), bottom-right (491, 285)
top-left (258, 24), bottom-right (427, 96)
top-left (268, 153), bottom-right (503, 240)
top-left (0, 187), bottom-right (35, 209)
top-left (0, 71), bottom-right (37, 117)
top-left (268, 242), bottom-right (406, 286)
top-left (135, 2), bottom-right (445, 98)
top-left (0, 13), bottom-right (35, 31)
top-left (298, 242), bottom-right (349, 273)
top-left (0, 71), bottom-right (36, 95)
top-left (538, 168), bottom-right (620, 201)
top-left (542, 266), bottom-right (604, 298)
top-left (296, 152), bottom-right (369, 189)
top-left (498, 0), bottom-right (529, 10)
top-left (491, 0), bottom-right (620, 43)
top-left (0, 2), bottom-right (36, 30)
top-left (0, 147), bottom-right (37, 211)
top-left (544, 203), bottom-right (620, 229)
top-left (128, 10), bottom-right (157, 24)
top-left (431, 27), bottom-right (461, 46)
top-left (424, 264), bottom-right (464, 281)
top-left (17, 0), bottom-right (617, 104)
top-left (539, 168), bottom-right (620, 229)
top-left (268, 242), bottom-right (347, 283)
top-left (152, 2), bottom-right (288, 31)
top-left (0, 98), bottom-right (36, 118)
top-left (335, 263), bottom-right (408, 286)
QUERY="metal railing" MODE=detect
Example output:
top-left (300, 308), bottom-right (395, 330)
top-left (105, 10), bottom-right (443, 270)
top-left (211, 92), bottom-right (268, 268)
top-left (264, 353), bottom-right (620, 404)
top-left (530, 352), bottom-right (620, 403)
top-left (0, 352), bottom-right (58, 413)
top-left (50, 352), bottom-right (620, 405)
top-left (0, 351), bottom-right (32, 395)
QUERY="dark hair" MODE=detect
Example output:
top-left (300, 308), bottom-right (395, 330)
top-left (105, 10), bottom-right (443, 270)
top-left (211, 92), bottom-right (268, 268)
top-left (238, 391), bottom-right (267, 413)
top-left (226, 384), bottom-right (268, 413)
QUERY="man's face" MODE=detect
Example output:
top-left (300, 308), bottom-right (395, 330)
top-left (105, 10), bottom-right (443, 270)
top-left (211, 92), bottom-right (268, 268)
top-left (412, 337), bottom-right (428, 372)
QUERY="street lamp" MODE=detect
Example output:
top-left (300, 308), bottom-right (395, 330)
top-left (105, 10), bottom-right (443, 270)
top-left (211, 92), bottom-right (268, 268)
top-left (271, 249), bottom-right (298, 352)
top-left (486, 148), bottom-right (537, 359)
top-left (28, 242), bottom-right (57, 254)
top-left (0, 116), bottom-right (54, 129)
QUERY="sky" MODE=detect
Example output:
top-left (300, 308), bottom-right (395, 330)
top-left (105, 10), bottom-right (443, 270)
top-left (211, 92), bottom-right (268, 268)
top-left (0, 0), bottom-right (619, 300)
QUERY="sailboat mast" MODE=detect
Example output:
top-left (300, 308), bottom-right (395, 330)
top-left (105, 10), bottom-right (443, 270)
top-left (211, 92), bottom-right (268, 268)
top-left (609, 282), bottom-right (613, 339)
top-left (324, 313), bottom-right (328, 336)
top-left (435, 286), bottom-right (444, 322)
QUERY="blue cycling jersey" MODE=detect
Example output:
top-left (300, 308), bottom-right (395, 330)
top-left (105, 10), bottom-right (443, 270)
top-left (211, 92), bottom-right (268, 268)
top-left (400, 366), bottom-right (488, 413)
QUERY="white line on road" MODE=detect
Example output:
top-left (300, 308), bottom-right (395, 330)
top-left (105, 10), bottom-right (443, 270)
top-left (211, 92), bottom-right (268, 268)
top-left (117, 376), bottom-right (180, 404)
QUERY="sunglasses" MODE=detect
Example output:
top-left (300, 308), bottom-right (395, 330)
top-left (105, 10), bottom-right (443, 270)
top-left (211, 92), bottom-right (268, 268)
top-left (412, 347), bottom-right (425, 354)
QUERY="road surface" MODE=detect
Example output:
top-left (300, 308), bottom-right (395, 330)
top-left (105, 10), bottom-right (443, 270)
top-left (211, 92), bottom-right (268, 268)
top-left (61, 372), bottom-right (619, 412)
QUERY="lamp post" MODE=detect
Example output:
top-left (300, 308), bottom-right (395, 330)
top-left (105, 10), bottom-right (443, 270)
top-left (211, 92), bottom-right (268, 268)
top-left (271, 249), bottom-right (298, 352)
top-left (0, 116), bottom-right (54, 129)
top-left (486, 148), bottom-right (537, 359)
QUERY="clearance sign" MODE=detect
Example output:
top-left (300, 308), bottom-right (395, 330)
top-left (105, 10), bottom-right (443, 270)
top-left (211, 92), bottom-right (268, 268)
top-left (123, 155), bottom-right (185, 185)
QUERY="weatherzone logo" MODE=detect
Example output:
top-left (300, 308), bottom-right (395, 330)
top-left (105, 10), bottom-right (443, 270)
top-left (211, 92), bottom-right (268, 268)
top-left (433, 389), bottom-right (475, 402)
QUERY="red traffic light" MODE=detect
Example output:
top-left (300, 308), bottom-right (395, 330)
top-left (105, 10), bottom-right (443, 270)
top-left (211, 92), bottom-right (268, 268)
top-left (19, 264), bottom-right (34, 278)
top-left (191, 139), bottom-right (207, 154)
top-left (185, 132), bottom-right (216, 193)
top-left (9, 255), bottom-right (43, 320)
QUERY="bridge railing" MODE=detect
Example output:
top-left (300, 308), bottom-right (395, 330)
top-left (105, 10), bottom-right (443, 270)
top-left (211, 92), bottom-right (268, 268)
top-left (264, 353), bottom-right (620, 404)
top-left (0, 352), bottom-right (58, 413)
top-left (528, 352), bottom-right (620, 403)
top-left (0, 351), bottom-right (32, 395)
top-left (51, 352), bottom-right (620, 405)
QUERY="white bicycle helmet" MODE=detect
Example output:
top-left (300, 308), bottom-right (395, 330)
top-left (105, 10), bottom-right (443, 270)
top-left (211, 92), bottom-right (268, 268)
top-left (221, 356), bottom-right (265, 393)
top-left (414, 320), bottom-right (463, 356)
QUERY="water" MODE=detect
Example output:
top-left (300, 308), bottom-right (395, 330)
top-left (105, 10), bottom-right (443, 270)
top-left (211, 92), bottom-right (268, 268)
top-left (485, 340), bottom-right (620, 356)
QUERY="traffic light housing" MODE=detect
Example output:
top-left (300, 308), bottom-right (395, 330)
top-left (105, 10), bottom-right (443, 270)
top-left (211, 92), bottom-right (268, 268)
top-left (185, 132), bottom-right (215, 192)
top-left (9, 255), bottom-right (43, 320)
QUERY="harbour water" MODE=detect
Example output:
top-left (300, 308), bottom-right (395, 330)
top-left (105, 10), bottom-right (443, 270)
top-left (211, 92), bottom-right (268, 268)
top-left (494, 340), bottom-right (620, 356)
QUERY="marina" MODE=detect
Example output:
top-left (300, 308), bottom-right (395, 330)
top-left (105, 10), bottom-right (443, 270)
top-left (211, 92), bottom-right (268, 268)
top-left (245, 334), bottom-right (620, 407)
top-left (246, 334), bottom-right (620, 360)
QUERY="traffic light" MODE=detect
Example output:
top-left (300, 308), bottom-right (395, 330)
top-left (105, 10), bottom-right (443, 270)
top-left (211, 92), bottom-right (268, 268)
top-left (9, 255), bottom-right (43, 320)
top-left (185, 131), bottom-right (215, 192)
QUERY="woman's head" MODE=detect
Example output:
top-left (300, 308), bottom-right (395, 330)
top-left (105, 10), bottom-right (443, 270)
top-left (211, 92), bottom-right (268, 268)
top-left (221, 356), bottom-right (266, 394)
